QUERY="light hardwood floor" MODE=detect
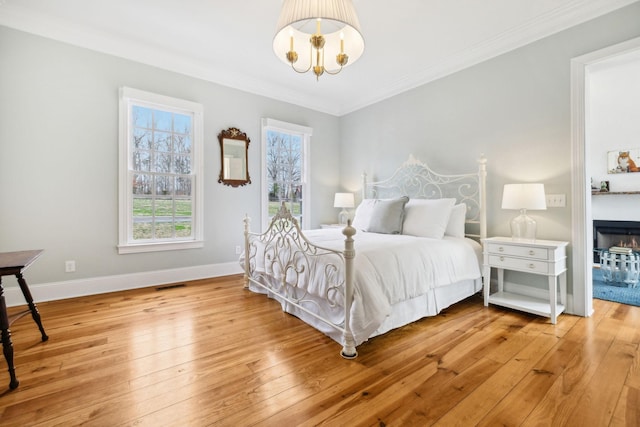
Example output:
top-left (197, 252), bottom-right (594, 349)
top-left (1, 274), bottom-right (639, 426)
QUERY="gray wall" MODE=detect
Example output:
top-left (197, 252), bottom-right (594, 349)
top-left (0, 26), bottom-right (340, 286)
top-left (2, 2), bottom-right (640, 300)
top-left (339, 2), bottom-right (640, 296)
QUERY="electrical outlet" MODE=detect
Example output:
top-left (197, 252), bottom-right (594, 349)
top-left (546, 194), bottom-right (566, 208)
top-left (235, 245), bottom-right (242, 255)
top-left (65, 260), bottom-right (76, 273)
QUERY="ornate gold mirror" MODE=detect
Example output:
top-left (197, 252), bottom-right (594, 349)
top-left (218, 127), bottom-right (251, 187)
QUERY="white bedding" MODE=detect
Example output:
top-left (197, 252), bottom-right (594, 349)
top-left (247, 227), bottom-right (482, 345)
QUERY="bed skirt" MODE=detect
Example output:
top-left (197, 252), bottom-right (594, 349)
top-left (248, 277), bottom-right (482, 346)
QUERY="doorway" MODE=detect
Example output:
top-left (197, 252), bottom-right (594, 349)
top-left (571, 37), bottom-right (640, 316)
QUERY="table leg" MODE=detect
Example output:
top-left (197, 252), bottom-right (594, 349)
top-left (0, 280), bottom-right (19, 389)
top-left (549, 275), bottom-right (557, 325)
top-left (483, 265), bottom-right (490, 306)
top-left (15, 272), bottom-right (48, 342)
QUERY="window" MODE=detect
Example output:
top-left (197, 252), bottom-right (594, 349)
top-left (261, 118), bottom-right (312, 231)
top-left (118, 87), bottom-right (203, 254)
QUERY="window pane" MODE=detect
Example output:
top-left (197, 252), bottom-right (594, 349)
top-left (155, 221), bottom-right (174, 239)
top-left (174, 134), bottom-right (191, 154)
top-left (154, 197), bottom-right (173, 216)
top-left (132, 196), bottom-right (152, 240)
top-left (132, 174), bottom-right (152, 195)
top-left (175, 198), bottom-right (192, 238)
top-left (155, 153), bottom-right (172, 173)
top-left (174, 155), bottom-right (191, 174)
top-left (133, 106), bottom-right (152, 129)
top-left (155, 175), bottom-right (173, 196)
top-left (154, 110), bottom-right (172, 132)
top-left (154, 131), bottom-right (172, 152)
top-left (133, 151), bottom-right (151, 172)
top-left (174, 113), bottom-right (191, 134)
top-left (175, 176), bottom-right (192, 196)
top-left (133, 128), bottom-right (151, 150)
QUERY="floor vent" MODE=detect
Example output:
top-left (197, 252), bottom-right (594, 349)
top-left (156, 283), bottom-right (186, 291)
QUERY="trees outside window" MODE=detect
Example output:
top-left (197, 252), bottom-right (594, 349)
top-left (118, 88), bottom-right (203, 254)
top-left (261, 119), bottom-right (312, 231)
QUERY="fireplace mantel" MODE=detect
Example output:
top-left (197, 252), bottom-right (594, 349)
top-left (592, 191), bottom-right (640, 195)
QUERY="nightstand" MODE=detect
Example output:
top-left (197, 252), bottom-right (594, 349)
top-left (482, 237), bottom-right (568, 324)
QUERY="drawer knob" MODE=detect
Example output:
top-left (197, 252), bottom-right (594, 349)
top-left (529, 263), bottom-right (535, 269)
top-left (498, 247), bottom-right (504, 252)
top-left (529, 250), bottom-right (535, 255)
top-left (500, 256), bottom-right (505, 261)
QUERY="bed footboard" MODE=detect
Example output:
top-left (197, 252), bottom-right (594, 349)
top-left (243, 203), bottom-right (358, 358)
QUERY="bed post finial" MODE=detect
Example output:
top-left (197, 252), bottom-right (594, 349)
top-left (243, 214), bottom-right (251, 289)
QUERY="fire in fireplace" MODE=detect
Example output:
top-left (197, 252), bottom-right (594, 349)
top-left (593, 220), bottom-right (640, 263)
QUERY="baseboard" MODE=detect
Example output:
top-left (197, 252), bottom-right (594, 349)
top-left (5, 262), bottom-right (243, 307)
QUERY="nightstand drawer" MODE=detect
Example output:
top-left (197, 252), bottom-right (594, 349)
top-left (488, 254), bottom-right (549, 274)
top-left (487, 243), bottom-right (549, 260)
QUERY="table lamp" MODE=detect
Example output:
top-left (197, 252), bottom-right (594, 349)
top-left (501, 183), bottom-right (547, 241)
top-left (334, 192), bottom-right (355, 225)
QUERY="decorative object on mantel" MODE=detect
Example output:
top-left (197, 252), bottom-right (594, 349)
top-left (501, 183), bottom-right (547, 241)
top-left (608, 149), bottom-right (640, 174)
top-left (272, 0), bottom-right (365, 80)
top-left (610, 246), bottom-right (633, 255)
top-left (218, 127), bottom-right (251, 187)
top-left (600, 180), bottom-right (609, 192)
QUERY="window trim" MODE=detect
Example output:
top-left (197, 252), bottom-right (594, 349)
top-left (118, 87), bottom-right (204, 254)
top-left (261, 118), bottom-right (312, 231)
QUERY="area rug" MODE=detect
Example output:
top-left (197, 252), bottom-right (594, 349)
top-left (592, 268), bottom-right (640, 307)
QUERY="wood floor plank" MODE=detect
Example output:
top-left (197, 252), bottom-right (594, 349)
top-left (433, 330), bottom-right (558, 426)
top-left (565, 339), bottom-right (637, 426)
top-left (521, 315), bottom-right (619, 426)
top-left (1, 275), bottom-right (640, 426)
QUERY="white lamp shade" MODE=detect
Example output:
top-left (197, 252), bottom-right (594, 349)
top-left (273, 0), bottom-right (365, 72)
top-left (501, 183), bottom-right (547, 210)
top-left (334, 192), bottom-right (354, 208)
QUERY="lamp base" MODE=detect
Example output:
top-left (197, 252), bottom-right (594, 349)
top-left (510, 209), bottom-right (537, 242)
top-left (338, 209), bottom-right (349, 225)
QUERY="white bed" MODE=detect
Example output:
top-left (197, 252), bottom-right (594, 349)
top-left (242, 155), bottom-right (487, 358)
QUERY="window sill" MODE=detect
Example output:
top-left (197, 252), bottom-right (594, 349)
top-left (117, 240), bottom-right (204, 254)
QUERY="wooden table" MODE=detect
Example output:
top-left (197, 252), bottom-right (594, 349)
top-left (0, 250), bottom-right (48, 390)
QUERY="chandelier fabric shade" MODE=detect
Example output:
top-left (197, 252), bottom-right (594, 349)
top-left (273, 0), bottom-right (365, 79)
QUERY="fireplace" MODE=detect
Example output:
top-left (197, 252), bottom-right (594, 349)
top-left (593, 220), bottom-right (640, 263)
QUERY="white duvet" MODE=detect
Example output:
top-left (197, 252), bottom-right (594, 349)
top-left (302, 229), bottom-right (482, 343)
top-left (246, 227), bottom-right (482, 345)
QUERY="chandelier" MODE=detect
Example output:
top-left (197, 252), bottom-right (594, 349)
top-left (273, 0), bottom-right (365, 80)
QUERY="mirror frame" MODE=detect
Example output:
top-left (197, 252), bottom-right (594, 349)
top-left (218, 127), bottom-right (251, 187)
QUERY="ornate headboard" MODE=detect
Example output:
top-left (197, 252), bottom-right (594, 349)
top-left (362, 154), bottom-right (487, 240)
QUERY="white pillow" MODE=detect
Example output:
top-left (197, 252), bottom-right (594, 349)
top-left (402, 198), bottom-right (456, 239)
top-left (445, 203), bottom-right (467, 238)
top-left (351, 199), bottom-right (376, 231)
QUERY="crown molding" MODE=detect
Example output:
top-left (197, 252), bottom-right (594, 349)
top-left (1, 0), bottom-right (637, 117)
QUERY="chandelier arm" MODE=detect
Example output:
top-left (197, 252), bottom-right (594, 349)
top-left (323, 66), bottom-right (344, 76)
top-left (291, 63), bottom-right (313, 74)
top-left (289, 43), bottom-right (313, 74)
